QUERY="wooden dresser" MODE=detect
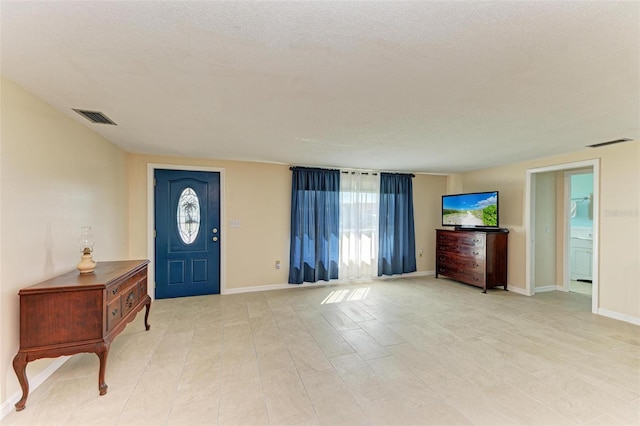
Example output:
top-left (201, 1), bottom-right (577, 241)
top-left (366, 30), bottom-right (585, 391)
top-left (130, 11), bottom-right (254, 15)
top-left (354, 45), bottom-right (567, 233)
top-left (12, 260), bottom-right (151, 411)
top-left (435, 229), bottom-right (508, 293)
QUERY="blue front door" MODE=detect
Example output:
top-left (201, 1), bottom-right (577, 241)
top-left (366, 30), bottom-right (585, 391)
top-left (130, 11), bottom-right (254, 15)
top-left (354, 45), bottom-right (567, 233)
top-left (154, 169), bottom-right (220, 299)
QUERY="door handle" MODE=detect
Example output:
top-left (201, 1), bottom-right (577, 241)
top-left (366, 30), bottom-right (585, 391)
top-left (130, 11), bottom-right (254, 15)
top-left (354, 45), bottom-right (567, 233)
top-left (212, 237), bottom-right (218, 242)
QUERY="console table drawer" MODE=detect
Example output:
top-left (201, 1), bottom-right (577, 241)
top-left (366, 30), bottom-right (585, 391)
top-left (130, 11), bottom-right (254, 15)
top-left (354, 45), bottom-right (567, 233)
top-left (106, 298), bottom-right (122, 332)
top-left (107, 268), bottom-right (147, 302)
top-left (121, 285), bottom-right (141, 318)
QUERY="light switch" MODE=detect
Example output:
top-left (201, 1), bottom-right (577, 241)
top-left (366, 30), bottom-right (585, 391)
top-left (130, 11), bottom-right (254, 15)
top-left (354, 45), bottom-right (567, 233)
top-left (229, 219), bottom-right (240, 228)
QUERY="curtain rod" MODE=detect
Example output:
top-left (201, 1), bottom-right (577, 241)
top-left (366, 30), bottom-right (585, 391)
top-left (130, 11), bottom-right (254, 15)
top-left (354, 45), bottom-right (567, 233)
top-left (290, 166), bottom-right (414, 177)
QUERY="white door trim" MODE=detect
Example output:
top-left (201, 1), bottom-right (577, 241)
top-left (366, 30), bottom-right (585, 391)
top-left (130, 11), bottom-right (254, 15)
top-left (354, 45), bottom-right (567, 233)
top-left (525, 159), bottom-right (599, 313)
top-left (147, 163), bottom-right (226, 297)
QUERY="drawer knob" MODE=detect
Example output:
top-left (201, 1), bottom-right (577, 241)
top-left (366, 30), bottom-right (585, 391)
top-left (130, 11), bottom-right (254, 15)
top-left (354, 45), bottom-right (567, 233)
top-left (112, 288), bottom-right (118, 295)
top-left (111, 308), bottom-right (118, 316)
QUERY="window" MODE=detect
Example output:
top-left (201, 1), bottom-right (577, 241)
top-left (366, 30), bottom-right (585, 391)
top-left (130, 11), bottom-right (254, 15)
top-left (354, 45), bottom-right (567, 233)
top-left (177, 187), bottom-right (200, 244)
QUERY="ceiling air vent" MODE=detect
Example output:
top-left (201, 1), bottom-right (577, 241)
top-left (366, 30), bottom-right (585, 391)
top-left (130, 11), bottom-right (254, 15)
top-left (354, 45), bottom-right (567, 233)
top-left (586, 138), bottom-right (632, 148)
top-left (72, 109), bottom-right (117, 125)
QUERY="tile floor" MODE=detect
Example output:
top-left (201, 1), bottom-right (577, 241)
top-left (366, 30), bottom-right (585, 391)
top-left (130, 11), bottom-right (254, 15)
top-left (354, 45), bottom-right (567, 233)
top-left (2, 276), bottom-right (639, 426)
top-left (569, 280), bottom-right (593, 296)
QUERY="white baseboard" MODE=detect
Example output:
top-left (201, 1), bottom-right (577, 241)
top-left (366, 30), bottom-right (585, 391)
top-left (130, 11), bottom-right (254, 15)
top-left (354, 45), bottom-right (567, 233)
top-left (535, 285), bottom-right (559, 293)
top-left (379, 270), bottom-right (434, 279)
top-left (223, 282), bottom-right (316, 295)
top-left (507, 286), bottom-right (528, 296)
top-left (1, 356), bottom-right (70, 420)
top-left (223, 271), bottom-right (435, 295)
top-left (598, 308), bottom-right (640, 326)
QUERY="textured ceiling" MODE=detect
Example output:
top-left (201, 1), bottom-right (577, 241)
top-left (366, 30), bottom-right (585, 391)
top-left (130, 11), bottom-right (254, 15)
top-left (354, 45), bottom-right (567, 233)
top-left (1, 1), bottom-right (638, 173)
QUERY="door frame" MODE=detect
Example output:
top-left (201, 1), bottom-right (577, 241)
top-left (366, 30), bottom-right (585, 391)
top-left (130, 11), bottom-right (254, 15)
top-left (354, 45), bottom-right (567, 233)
top-left (147, 163), bottom-right (226, 298)
top-left (525, 159), bottom-right (599, 313)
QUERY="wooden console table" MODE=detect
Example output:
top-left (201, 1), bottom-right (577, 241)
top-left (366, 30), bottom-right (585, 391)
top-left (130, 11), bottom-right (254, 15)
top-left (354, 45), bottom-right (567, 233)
top-left (12, 259), bottom-right (151, 411)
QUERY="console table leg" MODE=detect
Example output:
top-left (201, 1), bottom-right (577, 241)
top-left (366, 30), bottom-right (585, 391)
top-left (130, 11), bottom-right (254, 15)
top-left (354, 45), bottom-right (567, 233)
top-left (144, 297), bottom-right (151, 331)
top-left (13, 353), bottom-right (29, 411)
top-left (96, 344), bottom-right (110, 396)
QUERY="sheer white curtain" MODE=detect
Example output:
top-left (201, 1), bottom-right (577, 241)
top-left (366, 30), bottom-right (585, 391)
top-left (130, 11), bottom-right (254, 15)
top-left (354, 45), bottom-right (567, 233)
top-left (339, 171), bottom-right (380, 279)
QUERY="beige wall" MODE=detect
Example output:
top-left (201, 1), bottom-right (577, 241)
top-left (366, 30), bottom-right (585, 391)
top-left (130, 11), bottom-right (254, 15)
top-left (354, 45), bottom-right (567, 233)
top-left (450, 141), bottom-right (640, 319)
top-left (127, 155), bottom-right (447, 291)
top-left (0, 77), bottom-right (129, 404)
top-left (413, 174), bottom-right (448, 272)
top-left (128, 155), bottom-right (292, 290)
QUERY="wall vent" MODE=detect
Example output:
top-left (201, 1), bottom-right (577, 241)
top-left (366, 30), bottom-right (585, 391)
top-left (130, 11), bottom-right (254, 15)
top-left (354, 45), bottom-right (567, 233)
top-left (586, 138), bottom-right (632, 148)
top-left (72, 109), bottom-right (117, 125)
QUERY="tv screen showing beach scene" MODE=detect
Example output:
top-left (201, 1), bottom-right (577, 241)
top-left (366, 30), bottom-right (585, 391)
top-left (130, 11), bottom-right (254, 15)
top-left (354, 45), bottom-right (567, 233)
top-left (442, 191), bottom-right (498, 227)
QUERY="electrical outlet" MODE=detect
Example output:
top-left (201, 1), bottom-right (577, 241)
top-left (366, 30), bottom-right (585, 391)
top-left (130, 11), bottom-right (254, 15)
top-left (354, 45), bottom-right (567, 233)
top-left (275, 260), bottom-right (281, 269)
top-left (229, 219), bottom-right (240, 228)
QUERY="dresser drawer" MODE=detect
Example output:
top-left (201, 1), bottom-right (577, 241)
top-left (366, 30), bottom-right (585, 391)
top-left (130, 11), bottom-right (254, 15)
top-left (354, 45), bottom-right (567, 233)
top-left (437, 254), bottom-right (485, 273)
top-left (437, 231), bottom-right (485, 247)
top-left (436, 243), bottom-right (485, 258)
top-left (436, 266), bottom-right (486, 286)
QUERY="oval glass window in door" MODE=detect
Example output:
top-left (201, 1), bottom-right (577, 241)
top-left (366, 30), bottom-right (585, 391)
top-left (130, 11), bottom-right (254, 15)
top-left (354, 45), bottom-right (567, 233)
top-left (177, 187), bottom-right (200, 244)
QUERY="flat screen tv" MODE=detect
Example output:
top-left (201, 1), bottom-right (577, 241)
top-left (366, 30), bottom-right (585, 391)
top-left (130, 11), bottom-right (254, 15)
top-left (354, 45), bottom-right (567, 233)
top-left (442, 191), bottom-right (499, 228)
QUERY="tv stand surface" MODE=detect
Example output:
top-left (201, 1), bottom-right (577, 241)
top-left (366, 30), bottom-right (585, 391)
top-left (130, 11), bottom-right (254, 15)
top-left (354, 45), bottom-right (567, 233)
top-left (435, 228), bottom-right (508, 293)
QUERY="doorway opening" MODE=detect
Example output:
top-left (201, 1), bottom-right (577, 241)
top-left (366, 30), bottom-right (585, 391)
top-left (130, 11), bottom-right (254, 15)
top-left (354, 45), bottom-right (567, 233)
top-left (566, 170), bottom-right (594, 296)
top-left (525, 159), bottom-right (599, 314)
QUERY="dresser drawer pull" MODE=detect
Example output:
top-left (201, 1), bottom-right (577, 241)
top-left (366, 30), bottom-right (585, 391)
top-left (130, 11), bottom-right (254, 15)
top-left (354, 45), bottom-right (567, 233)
top-left (112, 288), bottom-right (118, 295)
top-left (439, 246), bottom-right (447, 251)
top-left (111, 308), bottom-right (118, 316)
top-left (438, 267), bottom-right (446, 273)
top-left (438, 256), bottom-right (446, 262)
top-left (439, 235), bottom-right (446, 240)
top-left (473, 251), bottom-right (480, 255)
top-left (473, 239), bottom-right (482, 243)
